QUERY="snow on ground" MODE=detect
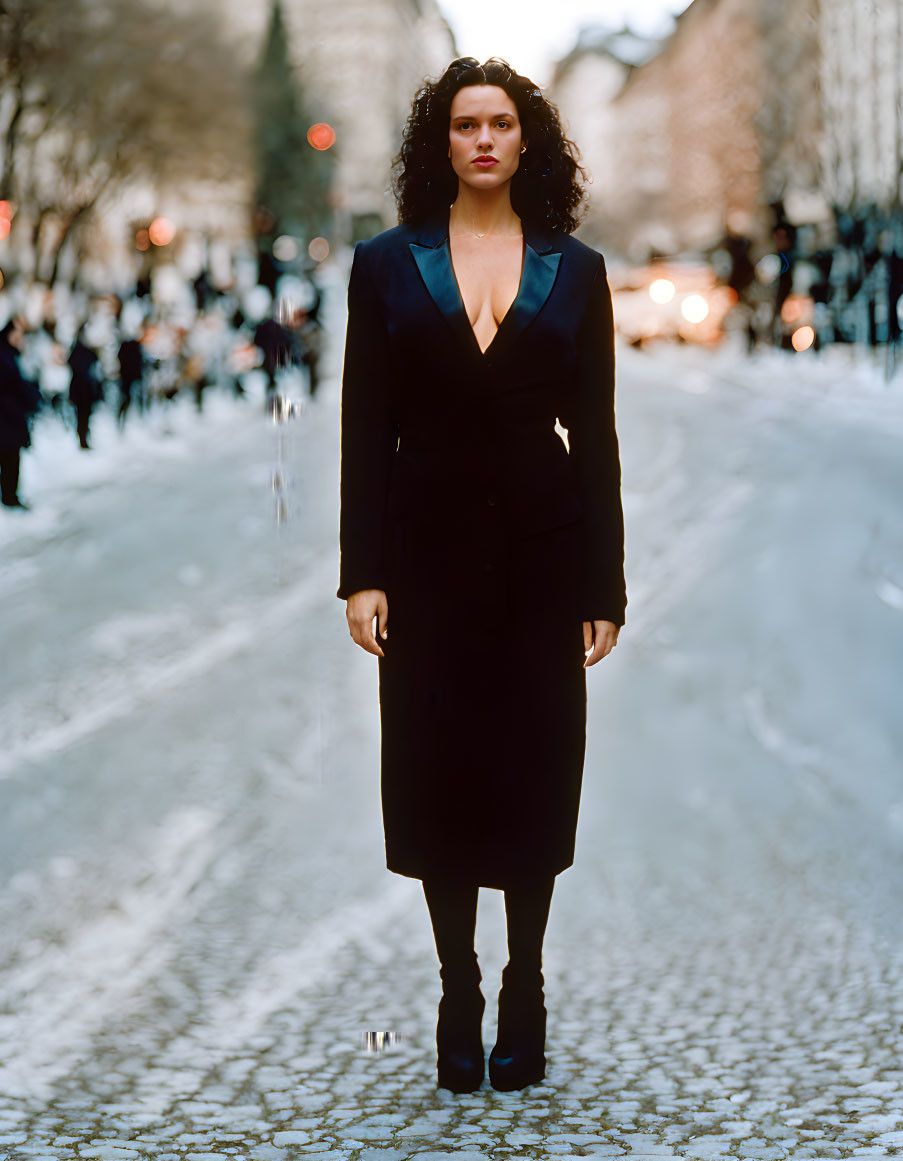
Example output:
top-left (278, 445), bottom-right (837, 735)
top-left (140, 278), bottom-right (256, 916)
top-left (1, 303), bottom-right (902, 1156)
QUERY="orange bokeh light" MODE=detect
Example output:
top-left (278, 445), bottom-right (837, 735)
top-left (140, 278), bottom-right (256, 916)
top-left (148, 216), bottom-right (175, 246)
top-left (135, 228), bottom-right (150, 251)
top-left (792, 326), bottom-right (815, 352)
top-left (0, 218), bottom-right (10, 242)
top-left (780, 293), bottom-right (814, 327)
top-left (307, 123), bottom-right (336, 151)
top-left (781, 298), bottom-right (803, 323)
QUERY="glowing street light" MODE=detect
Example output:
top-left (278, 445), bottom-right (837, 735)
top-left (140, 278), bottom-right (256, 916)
top-left (649, 278), bottom-right (675, 304)
top-left (307, 123), bottom-right (336, 151)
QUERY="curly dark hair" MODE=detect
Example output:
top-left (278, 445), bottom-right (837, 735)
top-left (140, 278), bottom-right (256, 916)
top-left (390, 56), bottom-right (590, 235)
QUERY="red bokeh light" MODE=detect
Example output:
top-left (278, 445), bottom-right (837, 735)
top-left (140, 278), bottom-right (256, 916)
top-left (307, 123), bottom-right (336, 151)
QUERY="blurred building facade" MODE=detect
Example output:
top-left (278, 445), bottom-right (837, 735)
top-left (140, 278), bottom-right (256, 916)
top-left (219, 0), bottom-right (457, 243)
top-left (550, 0), bottom-right (900, 261)
top-left (819, 0), bottom-right (903, 214)
top-left (548, 26), bottom-right (668, 255)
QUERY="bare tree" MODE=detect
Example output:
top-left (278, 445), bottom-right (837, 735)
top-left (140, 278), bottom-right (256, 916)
top-left (0, 0), bottom-right (251, 282)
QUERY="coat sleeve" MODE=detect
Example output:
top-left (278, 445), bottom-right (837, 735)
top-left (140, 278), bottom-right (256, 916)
top-left (336, 242), bottom-right (397, 601)
top-left (564, 254), bottom-right (627, 627)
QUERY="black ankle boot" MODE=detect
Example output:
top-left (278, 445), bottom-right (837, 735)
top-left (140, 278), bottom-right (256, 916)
top-left (488, 963), bottom-right (547, 1092)
top-left (435, 957), bottom-right (485, 1093)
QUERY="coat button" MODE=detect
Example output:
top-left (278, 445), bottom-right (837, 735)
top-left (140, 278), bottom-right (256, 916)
top-left (484, 561), bottom-right (493, 572)
top-left (487, 494), bottom-right (497, 507)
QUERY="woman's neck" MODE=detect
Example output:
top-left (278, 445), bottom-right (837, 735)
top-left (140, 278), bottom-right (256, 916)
top-left (449, 187), bottom-right (522, 237)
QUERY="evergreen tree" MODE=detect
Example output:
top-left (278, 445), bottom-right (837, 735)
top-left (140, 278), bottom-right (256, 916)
top-left (252, 0), bottom-right (333, 246)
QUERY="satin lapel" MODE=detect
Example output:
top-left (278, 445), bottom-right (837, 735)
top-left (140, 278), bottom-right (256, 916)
top-left (504, 243), bottom-right (561, 350)
top-left (408, 239), bottom-right (478, 356)
top-left (408, 210), bottom-right (563, 361)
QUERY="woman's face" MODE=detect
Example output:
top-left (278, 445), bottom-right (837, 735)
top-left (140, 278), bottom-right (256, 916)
top-left (448, 84), bottom-right (525, 191)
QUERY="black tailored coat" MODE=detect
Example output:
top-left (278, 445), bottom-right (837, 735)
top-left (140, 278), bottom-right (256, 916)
top-left (337, 205), bottom-right (627, 889)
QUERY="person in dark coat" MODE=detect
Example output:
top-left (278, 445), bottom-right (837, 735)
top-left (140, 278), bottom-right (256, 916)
top-left (336, 57), bottom-right (627, 1095)
top-left (117, 331), bottom-right (145, 428)
top-left (68, 327), bottom-right (104, 449)
top-left (253, 316), bottom-right (290, 395)
top-left (0, 318), bottom-right (43, 509)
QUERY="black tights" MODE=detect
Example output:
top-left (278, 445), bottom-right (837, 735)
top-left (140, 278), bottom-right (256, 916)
top-left (422, 874), bottom-right (556, 988)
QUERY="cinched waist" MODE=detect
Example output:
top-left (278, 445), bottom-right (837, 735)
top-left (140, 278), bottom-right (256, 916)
top-left (397, 416), bottom-right (556, 453)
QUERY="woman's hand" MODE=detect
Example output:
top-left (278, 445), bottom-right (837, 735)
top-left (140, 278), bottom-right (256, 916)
top-left (346, 589), bottom-right (389, 657)
top-left (583, 619), bottom-right (620, 667)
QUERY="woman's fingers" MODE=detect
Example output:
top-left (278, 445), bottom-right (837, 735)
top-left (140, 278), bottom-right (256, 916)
top-left (365, 613), bottom-right (385, 657)
top-left (354, 617), bottom-right (384, 657)
top-left (346, 589), bottom-right (388, 657)
top-left (583, 632), bottom-right (604, 666)
top-left (583, 620), bottom-right (619, 667)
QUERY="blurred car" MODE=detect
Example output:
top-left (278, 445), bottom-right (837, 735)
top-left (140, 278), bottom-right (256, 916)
top-left (608, 255), bottom-right (738, 346)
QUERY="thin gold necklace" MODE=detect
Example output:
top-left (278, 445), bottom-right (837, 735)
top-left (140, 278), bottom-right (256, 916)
top-left (449, 228), bottom-right (523, 239)
top-left (449, 207), bottom-right (522, 239)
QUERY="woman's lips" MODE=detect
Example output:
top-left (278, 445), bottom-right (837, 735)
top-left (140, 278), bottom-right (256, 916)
top-left (472, 158), bottom-right (498, 167)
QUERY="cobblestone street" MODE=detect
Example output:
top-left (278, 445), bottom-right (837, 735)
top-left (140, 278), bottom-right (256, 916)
top-left (1, 326), bottom-right (902, 1160)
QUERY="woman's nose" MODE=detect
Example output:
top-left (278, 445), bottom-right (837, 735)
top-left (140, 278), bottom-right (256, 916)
top-left (477, 124), bottom-right (494, 148)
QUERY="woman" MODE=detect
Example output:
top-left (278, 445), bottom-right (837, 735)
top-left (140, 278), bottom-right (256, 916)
top-left (336, 56), bottom-right (626, 1093)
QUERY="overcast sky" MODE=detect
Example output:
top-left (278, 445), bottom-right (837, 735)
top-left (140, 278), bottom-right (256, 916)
top-left (437, 0), bottom-right (692, 87)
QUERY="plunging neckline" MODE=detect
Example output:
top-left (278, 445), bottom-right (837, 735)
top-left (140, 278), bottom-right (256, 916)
top-left (446, 233), bottom-right (527, 359)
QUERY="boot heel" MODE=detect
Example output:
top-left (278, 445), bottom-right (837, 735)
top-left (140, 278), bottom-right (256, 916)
top-left (436, 986), bottom-right (485, 1093)
top-left (488, 965), bottom-right (547, 1092)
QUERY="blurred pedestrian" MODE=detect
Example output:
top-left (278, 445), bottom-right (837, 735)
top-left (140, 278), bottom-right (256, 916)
top-left (770, 220), bottom-right (797, 348)
top-left (721, 229), bottom-right (758, 354)
top-left (68, 326), bottom-right (104, 449)
top-left (256, 244), bottom-right (278, 297)
top-left (193, 269), bottom-right (212, 312)
top-left (117, 329), bottom-right (145, 428)
top-left (253, 315), bottom-right (290, 395)
top-left (0, 318), bottom-right (43, 510)
top-left (183, 353), bottom-right (210, 413)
